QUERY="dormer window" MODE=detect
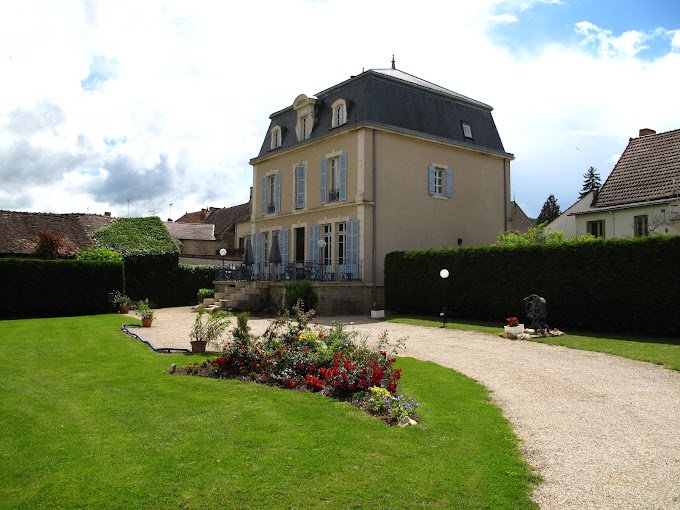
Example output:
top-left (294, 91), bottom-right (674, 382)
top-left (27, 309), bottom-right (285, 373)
top-left (270, 126), bottom-right (282, 150)
top-left (331, 99), bottom-right (347, 127)
top-left (461, 122), bottom-right (474, 142)
top-left (293, 94), bottom-right (318, 142)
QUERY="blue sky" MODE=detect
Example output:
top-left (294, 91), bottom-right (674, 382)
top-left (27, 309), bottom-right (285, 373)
top-left (0, 0), bottom-right (679, 220)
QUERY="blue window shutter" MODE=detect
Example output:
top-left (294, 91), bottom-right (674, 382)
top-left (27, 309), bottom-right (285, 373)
top-left (279, 229), bottom-right (288, 278)
top-left (309, 224), bottom-right (319, 263)
top-left (348, 219), bottom-right (359, 277)
top-left (428, 164), bottom-right (435, 195)
top-left (320, 159), bottom-right (327, 205)
top-left (339, 153), bottom-right (347, 201)
top-left (295, 165), bottom-right (305, 209)
top-left (446, 169), bottom-right (453, 197)
top-left (274, 172), bottom-right (281, 213)
top-left (252, 233), bottom-right (260, 278)
top-left (261, 176), bottom-right (267, 214)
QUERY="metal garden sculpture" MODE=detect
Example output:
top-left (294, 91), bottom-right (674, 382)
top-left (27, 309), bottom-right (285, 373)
top-left (523, 294), bottom-right (548, 334)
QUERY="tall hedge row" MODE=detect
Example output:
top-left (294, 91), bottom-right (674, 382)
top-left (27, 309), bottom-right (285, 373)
top-left (0, 258), bottom-right (124, 319)
top-left (385, 236), bottom-right (680, 335)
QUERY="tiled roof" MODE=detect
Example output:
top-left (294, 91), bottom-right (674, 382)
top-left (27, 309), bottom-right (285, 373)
top-left (255, 68), bottom-right (508, 160)
top-left (0, 210), bottom-right (114, 256)
top-left (594, 128), bottom-right (680, 208)
top-left (163, 221), bottom-right (215, 241)
top-left (176, 209), bottom-right (209, 223)
top-left (507, 201), bottom-right (535, 233)
top-left (204, 202), bottom-right (251, 238)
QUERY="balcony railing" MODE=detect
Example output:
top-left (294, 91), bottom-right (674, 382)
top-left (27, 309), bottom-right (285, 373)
top-left (214, 261), bottom-right (362, 282)
top-left (328, 189), bottom-right (340, 202)
top-left (267, 203), bottom-right (276, 214)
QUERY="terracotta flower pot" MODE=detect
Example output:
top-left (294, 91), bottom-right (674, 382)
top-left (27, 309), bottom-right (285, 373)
top-left (191, 340), bottom-right (208, 353)
top-left (118, 303), bottom-right (130, 314)
top-left (142, 318), bottom-right (153, 328)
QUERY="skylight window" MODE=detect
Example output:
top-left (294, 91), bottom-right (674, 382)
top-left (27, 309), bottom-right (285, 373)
top-left (461, 122), bottom-right (473, 142)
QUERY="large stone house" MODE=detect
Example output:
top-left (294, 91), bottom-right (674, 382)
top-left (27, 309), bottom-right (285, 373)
top-left (246, 63), bottom-right (513, 308)
top-left (574, 128), bottom-right (680, 238)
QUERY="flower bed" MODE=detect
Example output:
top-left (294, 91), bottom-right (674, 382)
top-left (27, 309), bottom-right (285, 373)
top-left (178, 304), bottom-right (419, 425)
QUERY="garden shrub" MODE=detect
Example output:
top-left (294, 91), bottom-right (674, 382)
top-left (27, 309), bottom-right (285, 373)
top-left (196, 288), bottom-right (215, 303)
top-left (0, 258), bottom-right (124, 319)
top-left (76, 247), bottom-right (123, 262)
top-left (284, 280), bottom-right (317, 311)
top-left (385, 235), bottom-right (680, 335)
top-left (178, 304), bottom-right (416, 424)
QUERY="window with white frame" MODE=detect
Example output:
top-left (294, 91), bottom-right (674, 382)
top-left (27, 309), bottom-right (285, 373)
top-left (587, 220), bottom-right (605, 238)
top-left (634, 214), bottom-right (649, 237)
top-left (270, 126), bottom-right (282, 149)
top-left (331, 99), bottom-right (347, 127)
top-left (267, 175), bottom-right (276, 213)
top-left (461, 121), bottom-right (473, 142)
top-left (428, 164), bottom-right (452, 198)
top-left (261, 171), bottom-right (281, 215)
top-left (337, 222), bottom-right (347, 265)
top-left (322, 224), bottom-right (332, 265)
top-left (328, 157), bottom-right (340, 201)
top-left (321, 153), bottom-right (347, 204)
top-left (298, 115), bottom-right (311, 141)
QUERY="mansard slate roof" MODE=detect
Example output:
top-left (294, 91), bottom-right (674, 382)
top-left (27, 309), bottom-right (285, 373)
top-left (255, 68), bottom-right (508, 160)
top-left (594, 128), bottom-right (680, 208)
top-left (0, 210), bottom-right (114, 255)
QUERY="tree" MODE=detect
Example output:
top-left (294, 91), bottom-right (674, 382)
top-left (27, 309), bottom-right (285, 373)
top-left (536, 194), bottom-right (561, 225)
top-left (580, 166), bottom-right (602, 198)
top-left (497, 223), bottom-right (595, 246)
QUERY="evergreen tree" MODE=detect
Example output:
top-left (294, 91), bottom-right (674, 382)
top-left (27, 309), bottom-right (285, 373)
top-left (580, 166), bottom-right (602, 198)
top-left (536, 194), bottom-right (561, 225)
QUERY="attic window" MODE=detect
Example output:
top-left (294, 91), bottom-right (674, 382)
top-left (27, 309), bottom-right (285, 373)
top-left (331, 99), bottom-right (347, 127)
top-left (270, 126), bottom-right (282, 150)
top-left (461, 122), bottom-right (473, 142)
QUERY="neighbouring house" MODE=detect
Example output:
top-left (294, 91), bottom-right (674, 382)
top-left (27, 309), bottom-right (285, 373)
top-left (546, 191), bottom-right (596, 237)
top-left (163, 221), bottom-right (218, 263)
top-left (246, 62), bottom-right (513, 308)
top-left (175, 208), bottom-right (210, 223)
top-left (507, 201), bottom-right (535, 233)
top-left (204, 201), bottom-right (251, 253)
top-left (0, 210), bottom-right (114, 257)
top-left (574, 128), bottom-right (680, 238)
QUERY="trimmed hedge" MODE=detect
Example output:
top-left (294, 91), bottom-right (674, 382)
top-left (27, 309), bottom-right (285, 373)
top-left (172, 264), bottom-right (214, 306)
top-left (0, 258), bottom-right (124, 319)
top-left (92, 217), bottom-right (182, 306)
top-left (385, 236), bottom-right (680, 335)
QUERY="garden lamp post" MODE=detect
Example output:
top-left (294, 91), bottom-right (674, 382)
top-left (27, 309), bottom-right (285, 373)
top-left (439, 268), bottom-right (449, 326)
top-left (219, 248), bottom-right (227, 278)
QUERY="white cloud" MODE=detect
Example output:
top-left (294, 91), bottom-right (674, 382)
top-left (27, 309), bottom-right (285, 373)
top-left (0, 0), bottom-right (679, 219)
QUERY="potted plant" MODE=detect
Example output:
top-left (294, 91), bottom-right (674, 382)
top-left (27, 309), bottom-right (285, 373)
top-left (113, 291), bottom-right (132, 314)
top-left (189, 310), bottom-right (231, 353)
top-left (134, 299), bottom-right (154, 327)
top-left (504, 316), bottom-right (524, 337)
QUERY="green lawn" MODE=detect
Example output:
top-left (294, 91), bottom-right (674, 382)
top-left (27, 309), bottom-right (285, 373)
top-left (389, 315), bottom-right (680, 371)
top-left (0, 314), bottom-right (537, 510)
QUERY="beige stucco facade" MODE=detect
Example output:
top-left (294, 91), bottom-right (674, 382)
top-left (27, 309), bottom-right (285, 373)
top-left (574, 200), bottom-right (680, 238)
top-left (248, 124), bottom-right (511, 302)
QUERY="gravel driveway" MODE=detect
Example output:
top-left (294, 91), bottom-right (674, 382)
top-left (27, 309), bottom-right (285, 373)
top-left (124, 307), bottom-right (680, 510)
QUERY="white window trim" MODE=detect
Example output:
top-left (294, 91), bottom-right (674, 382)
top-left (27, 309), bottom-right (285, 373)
top-left (270, 126), bottom-right (282, 150)
top-left (331, 99), bottom-right (347, 128)
top-left (433, 164), bottom-right (446, 196)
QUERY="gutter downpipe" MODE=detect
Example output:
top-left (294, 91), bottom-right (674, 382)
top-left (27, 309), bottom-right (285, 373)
top-left (372, 128), bottom-right (377, 308)
top-left (503, 158), bottom-right (508, 231)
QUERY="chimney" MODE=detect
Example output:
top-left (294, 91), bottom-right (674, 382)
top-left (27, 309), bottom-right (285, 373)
top-left (199, 208), bottom-right (208, 220)
top-left (639, 128), bottom-right (656, 137)
top-left (104, 211), bottom-right (111, 217)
